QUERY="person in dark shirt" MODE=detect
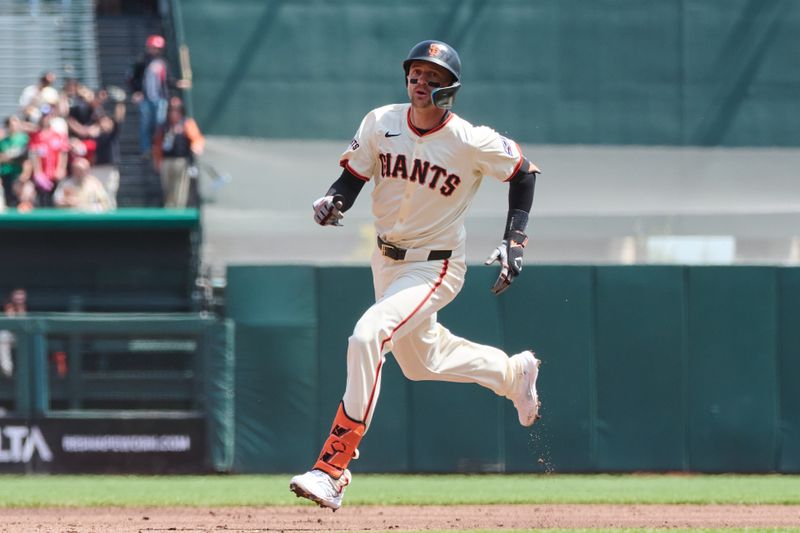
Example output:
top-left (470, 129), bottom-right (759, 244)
top-left (152, 97), bottom-right (204, 208)
top-left (64, 78), bottom-right (94, 127)
top-left (127, 35), bottom-right (190, 158)
top-left (90, 94), bottom-right (126, 208)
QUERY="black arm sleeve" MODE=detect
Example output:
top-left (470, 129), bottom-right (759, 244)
top-left (503, 158), bottom-right (538, 237)
top-left (508, 159), bottom-right (537, 213)
top-left (325, 168), bottom-right (367, 211)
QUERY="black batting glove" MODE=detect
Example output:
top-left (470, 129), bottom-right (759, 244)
top-left (312, 194), bottom-right (345, 226)
top-left (485, 230), bottom-right (528, 295)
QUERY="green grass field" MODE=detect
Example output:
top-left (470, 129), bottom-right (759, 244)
top-left (0, 473), bottom-right (798, 507)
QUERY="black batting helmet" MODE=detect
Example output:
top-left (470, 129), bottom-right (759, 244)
top-left (403, 40), bottom-right (462, 109)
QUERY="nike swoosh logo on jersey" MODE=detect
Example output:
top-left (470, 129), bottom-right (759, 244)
top-left (384, 132), bottom-right (401, 137)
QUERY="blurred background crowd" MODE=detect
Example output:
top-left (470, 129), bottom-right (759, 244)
top-left (0, 28), bottom-right (202, 213)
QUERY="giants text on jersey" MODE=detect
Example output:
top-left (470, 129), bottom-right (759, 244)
top-left (339, 103), bottom-right (522, 251)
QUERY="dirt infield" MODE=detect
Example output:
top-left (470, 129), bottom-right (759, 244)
top-left (2, 504), bottom-right (800, 532)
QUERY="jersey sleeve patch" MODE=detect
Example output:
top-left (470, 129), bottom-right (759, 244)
top-left (503, 141), bottom-right (524, 182)
top-left (500, 136), bottom-right (515, 157)
top-left (473, 127), bottom-right (524, 182)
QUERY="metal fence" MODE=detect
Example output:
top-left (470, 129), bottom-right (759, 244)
top-left (0, 313), bottom-right (234, 473)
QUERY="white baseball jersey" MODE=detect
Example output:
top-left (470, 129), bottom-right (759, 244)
top-left (339, 103), bottom-right (523, 251)
top-left (333, 103), bottom-right (533, 439)
top-left (302, 50), bottom-right (543, 495)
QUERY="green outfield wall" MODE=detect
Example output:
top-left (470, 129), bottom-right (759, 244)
top-left (179, 0), bottom-right (800, 146)
top-left (226, 265), bottom-right (800, 474)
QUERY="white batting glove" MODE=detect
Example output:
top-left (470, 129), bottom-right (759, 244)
top-left (312, 195), bottom-right (345, 226)
top-left (485, 231), bottom-right (527, 295)
top-left (485, 240), bottom-right (510, 294)
top-left (485, 240), bottom-right (509, 270)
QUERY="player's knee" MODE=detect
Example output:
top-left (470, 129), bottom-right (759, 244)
top-left (393, 352), bottom-right (436, 381)
top-left (349, 318), bottom-right (379, 351)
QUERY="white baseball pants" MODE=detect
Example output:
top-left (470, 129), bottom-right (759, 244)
top-left (341, 248), bottom-right (518, 429)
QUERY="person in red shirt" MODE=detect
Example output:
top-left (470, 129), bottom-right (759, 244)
top-left (29, 113), bottom-right (69, 206)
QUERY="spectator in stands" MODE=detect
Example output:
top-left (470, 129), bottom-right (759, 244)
top-left (53, 156), bottom-right (112, 212)
top-left (20, 72), bottom-right (55, 108)
top-left (29, 113), bottom-right (70, 207)
top-left (0, 116), bottom-right (34, 210)
top-left (19, 71), bottom-right (58, 125)
top-left (65, 81), bottom-right (97, 139)
top-left (0, 301), bottom-right (16, 378)
top-left (10, 288), bottom-right (26, 316)
top-left (152, 97), bottom-right (204, 208)
top-left (45, 91), bottom-right (70, 140)
top-left (127, 35), bottom-right (190, 158)
top-left (66, 84), bottom-right (103, 169)
top-left (87, 89), bottom-right (126, 209)
top-left (63, 78), bottom-right (94, 127)
top-left (0, 289), bottom-right (26, 378)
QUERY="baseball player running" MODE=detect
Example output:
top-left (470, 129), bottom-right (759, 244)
top-left (290, 40), bottom-right (541, 510)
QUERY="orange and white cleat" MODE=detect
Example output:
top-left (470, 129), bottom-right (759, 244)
top-left (289, 468), bottom-right (352, 511)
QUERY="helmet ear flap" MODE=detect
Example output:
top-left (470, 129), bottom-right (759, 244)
top-left (431, 82), bottom-right (461, 110)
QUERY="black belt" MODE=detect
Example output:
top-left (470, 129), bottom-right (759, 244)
top-left (377, 236), bottom-right (452, 261)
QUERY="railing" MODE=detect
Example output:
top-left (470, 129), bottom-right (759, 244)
top-left (0, 313), bottom-right (228, 415)
top-left (166, 0), bottom-right (194, 117)
top-left (0, 313), bottom-right (234, 472)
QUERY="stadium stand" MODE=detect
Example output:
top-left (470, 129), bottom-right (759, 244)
top-left (0, 0), bottom-right (187, 208)
top-left (0, 0), bottom-right (99, 120)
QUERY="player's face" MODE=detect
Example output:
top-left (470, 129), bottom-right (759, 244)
top-left (407, 61), bottom-right (451, 109)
